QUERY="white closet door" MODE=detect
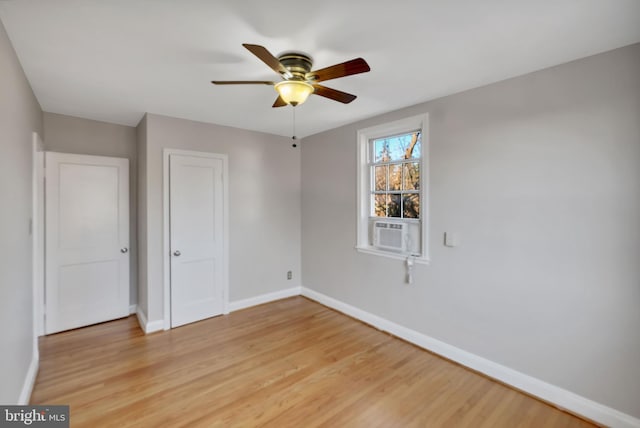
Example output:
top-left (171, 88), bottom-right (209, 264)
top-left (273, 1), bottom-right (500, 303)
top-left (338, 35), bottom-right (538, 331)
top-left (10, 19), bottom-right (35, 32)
top-left (45, 152), bottom-right (129, 334)
top-left (169, 154), bottom-right (224, 328)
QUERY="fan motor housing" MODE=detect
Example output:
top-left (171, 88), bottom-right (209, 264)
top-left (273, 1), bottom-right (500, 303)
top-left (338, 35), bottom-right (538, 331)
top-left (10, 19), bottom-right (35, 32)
top-left (278, 52), bottom-right (313, 79)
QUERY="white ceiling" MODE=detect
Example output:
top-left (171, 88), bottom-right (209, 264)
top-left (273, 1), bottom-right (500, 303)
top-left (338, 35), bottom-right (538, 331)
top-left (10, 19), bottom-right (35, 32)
top-left (1, 0), bottom-right (639, 138)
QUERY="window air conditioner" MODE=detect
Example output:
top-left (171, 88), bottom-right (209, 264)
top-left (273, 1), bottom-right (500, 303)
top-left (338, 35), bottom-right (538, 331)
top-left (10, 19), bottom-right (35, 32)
top-left (373, 221), bottom-right (407, 252)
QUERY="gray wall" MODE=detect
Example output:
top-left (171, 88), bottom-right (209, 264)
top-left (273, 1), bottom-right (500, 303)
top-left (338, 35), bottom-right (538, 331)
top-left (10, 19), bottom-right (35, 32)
top-left (0, 20), bottom-right (42, 403)
top-left (140, 114), bottom-right (301, 322)
top-left (43, 112), bottom-right (138, 306)
top-left (301, 43), bottom-right (640, 417)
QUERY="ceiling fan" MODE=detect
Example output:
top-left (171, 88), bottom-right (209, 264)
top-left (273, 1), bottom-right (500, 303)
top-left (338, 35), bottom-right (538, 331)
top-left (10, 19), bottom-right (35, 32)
top-left (212, 44), bottom-right (370, 107)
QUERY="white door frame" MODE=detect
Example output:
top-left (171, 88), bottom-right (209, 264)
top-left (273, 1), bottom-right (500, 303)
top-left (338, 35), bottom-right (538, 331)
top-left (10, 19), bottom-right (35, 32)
top-left (32, 132), bottom-right (44, 339)
top-left (162, 149), bottom-right (229, 330)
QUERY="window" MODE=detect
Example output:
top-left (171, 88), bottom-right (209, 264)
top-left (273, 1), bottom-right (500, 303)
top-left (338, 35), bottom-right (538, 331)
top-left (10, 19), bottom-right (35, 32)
top-left (356, 114), bottom-right (429, 262)
top-left (370, 132), bottom-right (421, 219)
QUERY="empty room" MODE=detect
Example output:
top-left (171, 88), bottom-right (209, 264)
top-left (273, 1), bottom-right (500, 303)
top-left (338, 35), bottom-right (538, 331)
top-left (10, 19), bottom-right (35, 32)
top-left (1, 1), bottom-right (639, 427)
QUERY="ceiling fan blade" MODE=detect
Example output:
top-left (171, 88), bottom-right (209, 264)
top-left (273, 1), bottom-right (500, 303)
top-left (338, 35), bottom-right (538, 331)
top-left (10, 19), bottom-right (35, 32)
top-left (312, 84), bottom-right (357, 104)
top-left (242, 44), bottom-right (291, 78)
top-left (211, 80), bottom-right (274, 85)
top-left (307, 58), bottom-right (370, 83)
top-left (272, 96), bottom-right (287, 108)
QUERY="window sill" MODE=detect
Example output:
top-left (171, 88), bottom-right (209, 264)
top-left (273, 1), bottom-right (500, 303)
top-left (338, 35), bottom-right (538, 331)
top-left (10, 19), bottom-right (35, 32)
top-left (355, 246), bottom-right (430, 265)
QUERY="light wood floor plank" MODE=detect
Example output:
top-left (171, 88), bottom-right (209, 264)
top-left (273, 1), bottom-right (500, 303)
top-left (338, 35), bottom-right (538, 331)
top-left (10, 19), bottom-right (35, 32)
top-left (31, 296), bottom-right (596, 427)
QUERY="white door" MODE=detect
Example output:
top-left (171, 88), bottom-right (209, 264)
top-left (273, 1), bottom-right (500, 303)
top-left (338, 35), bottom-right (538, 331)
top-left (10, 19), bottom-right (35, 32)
top-left (169, 153), bottom-right (225, 328)
top-left (45, 152), bottom-right (129, 334)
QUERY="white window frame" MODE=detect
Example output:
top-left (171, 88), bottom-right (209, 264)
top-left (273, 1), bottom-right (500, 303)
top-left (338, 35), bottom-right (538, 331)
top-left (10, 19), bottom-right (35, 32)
top-left (356, 113), bottom-right (430, 264)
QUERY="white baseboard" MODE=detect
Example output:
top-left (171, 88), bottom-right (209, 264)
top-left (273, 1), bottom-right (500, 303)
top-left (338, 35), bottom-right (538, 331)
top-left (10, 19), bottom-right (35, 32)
top-left (301, 287), bottom-right (640, 428)
top-left (18, 347), bottom-right (39, 405)
top-left (129, 304), bottom-right (137, 315)
top-left (145, 319), bottom-right (164, 333)
top-left (228, 286), bottom-right (301, 313)
top-left (135, 306), bottom-right (164, 334)
top-left (135, 306), bottom-right (148, 332)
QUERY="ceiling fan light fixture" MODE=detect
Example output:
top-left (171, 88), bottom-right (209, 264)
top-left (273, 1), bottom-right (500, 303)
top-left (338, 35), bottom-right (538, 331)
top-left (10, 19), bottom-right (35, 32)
top-left (274, 81), bottom-right (314, 106)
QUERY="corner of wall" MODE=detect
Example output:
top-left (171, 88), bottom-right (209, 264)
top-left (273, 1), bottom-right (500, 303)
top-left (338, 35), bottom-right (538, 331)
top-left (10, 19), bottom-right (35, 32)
top-left (18, 347), bottom-right (39, 405)
top-left (135, 305), bottom-right (163, 334)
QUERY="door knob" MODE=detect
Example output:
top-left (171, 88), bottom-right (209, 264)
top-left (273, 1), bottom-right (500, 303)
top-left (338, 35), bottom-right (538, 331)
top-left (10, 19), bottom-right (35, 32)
top-left (121, 247), bottom-right (128, 253)
top-left (173, 250), bottom-right (181, 256)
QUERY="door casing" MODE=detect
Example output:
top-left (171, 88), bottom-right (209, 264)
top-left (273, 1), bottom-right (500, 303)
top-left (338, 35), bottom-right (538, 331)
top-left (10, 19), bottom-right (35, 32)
top-left (32, 133), bottom-right (44, 339)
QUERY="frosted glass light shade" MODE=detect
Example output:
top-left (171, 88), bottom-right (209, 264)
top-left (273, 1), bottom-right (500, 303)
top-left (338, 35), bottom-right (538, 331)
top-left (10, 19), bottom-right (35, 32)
top-left (274, 81), bottom-right (314, 106)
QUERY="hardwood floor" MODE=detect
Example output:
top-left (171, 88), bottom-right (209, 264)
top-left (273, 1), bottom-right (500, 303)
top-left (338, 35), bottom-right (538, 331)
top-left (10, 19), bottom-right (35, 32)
top-left (32, 297), bottom-right (595, 427)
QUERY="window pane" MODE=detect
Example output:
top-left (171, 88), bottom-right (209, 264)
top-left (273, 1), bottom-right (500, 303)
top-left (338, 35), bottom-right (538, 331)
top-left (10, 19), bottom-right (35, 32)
top-left (373, 132), bottom-right (421, 162)
top-left (403, 162), bottom-right (420, 190)
top-left (404, 132), bottom-right (421, 159)
top-left (374, 136), bottom-right (403, 162)
top-left (387, 137), bottom-right (405, 162)
top-left (374, 140), bottom-right (391, 162)
top-left (403, 194), bottom-right (420, 218)
top-left (374, 165), bottom-right (387, 191)
top-left (373, 194), bottom-right (387, 217)
top-left (389, 164), bottom-right (402, 190)
top-left (388, 194), bottom-right (401, 217)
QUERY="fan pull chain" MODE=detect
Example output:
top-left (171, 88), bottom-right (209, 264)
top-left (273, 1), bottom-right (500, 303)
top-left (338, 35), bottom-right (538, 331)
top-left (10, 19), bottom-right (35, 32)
top-left (291, 106), bottom-right (297, 147)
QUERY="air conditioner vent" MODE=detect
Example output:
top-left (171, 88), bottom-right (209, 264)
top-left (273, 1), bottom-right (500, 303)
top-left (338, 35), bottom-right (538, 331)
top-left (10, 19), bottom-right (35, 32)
top-left (373, 221), bottom-right (407, 252)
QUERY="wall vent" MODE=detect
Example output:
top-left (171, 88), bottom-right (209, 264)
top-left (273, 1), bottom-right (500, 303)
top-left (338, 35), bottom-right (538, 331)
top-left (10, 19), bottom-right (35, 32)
top-left (373, 221), bottom-right (406, 252)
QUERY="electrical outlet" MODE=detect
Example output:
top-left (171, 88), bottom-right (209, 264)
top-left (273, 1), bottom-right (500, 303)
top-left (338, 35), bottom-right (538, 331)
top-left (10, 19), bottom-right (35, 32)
top-left (287, 270), bottom-right (292, 280)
